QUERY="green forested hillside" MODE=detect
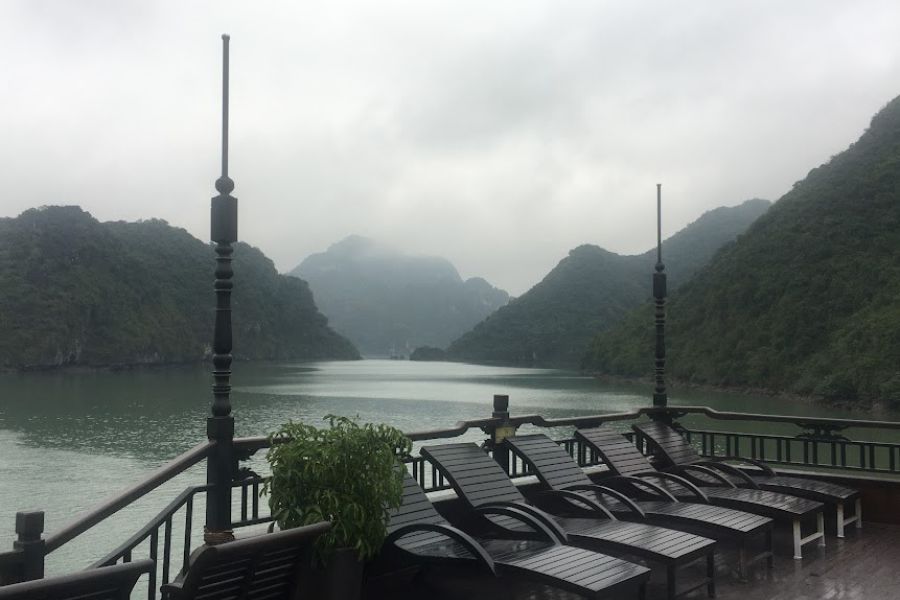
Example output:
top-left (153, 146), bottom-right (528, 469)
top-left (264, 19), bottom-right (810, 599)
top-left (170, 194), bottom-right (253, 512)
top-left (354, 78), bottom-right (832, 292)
top-left (449, 245), bottom-right (646, 366)
top-left (0, 206), bottom-right (359, 368)
top-left (586, 95), bottom-right (900, 401)
top-left (446, 199), bottom-right (770, 367)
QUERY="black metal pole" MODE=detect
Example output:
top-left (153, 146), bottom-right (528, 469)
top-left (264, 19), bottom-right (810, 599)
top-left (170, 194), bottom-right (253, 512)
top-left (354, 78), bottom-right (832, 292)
top-left (652, 184), bottom-right (668, 409)
top-left (205, 34), bottom-right (237, 545)
top-left (491, 395), bottom-right (511, 474)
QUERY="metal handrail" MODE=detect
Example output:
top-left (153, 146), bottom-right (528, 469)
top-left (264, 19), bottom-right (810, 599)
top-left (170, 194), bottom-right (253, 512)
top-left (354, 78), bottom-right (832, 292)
top-left (232, 416), bottom-right (502, 450)
top-left (232, 406), bottom-right (900, 456)
top-left (90, 485), bottom-right (210, 570)
top-left (505, 406), bottom-right (900, 430)
top-left (2, 403), bottom-right (893, 595)
top-left (45, 441), bottom-right (214, 553)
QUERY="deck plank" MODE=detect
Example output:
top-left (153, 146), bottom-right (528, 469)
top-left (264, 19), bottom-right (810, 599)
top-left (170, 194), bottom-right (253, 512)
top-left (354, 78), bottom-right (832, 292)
top-left (365, 523), bottom-right (900, 600)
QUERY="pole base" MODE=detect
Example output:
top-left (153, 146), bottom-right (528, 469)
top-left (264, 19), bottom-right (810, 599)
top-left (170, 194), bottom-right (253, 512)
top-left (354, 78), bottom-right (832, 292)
top-left (203, 528), bottom-right (235, 545)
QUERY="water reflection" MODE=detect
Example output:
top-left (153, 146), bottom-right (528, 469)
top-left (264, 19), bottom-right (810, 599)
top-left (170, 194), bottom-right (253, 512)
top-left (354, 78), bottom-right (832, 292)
top-left (1, 360), bottom-right (894, 463)
top-left (1, 359), bottom-right (899, 574)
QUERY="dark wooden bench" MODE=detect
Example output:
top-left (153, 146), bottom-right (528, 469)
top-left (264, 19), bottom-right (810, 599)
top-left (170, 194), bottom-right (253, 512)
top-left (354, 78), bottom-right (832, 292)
top-left (161, 521), bottom-right (331, 600)
top-left (420, 442), bottom-right (718, 600)
top-left (0, 560), bottom-right (152, 600)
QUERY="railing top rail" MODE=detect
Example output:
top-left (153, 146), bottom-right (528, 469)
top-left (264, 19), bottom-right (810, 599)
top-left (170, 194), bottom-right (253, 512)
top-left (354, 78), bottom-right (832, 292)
top-left (508, 406), bottom-right (900, 430)
top-left (233, 417), bottom-right (501, 449)
top-left (396, 417), bottom-right (500, 441)
top-left (653, 406), bottom-right (900, 430)
top-left (232, 406), bottom-right (900, 455)
top-left (45, 440), bottom-right (214, 554)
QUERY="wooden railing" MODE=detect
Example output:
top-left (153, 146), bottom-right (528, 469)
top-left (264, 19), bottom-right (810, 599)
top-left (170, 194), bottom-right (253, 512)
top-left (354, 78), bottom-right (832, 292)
top-left (683, 428), bottom-right (900, 475)
top-left (90, 485), bottom-right (208, 600)
top-left (3, 397), bottom-right (899, 598)
top-left (0, 441), bottom-right (213, 587)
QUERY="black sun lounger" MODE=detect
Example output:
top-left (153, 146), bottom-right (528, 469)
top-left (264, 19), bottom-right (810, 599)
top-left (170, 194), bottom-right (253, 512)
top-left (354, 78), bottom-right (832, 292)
top-left (576, 425), bottom-right (826, 560)
top-left (633, 420), bottom-right (862, 538)
top-left (0, 560), bottom-right (152, 600)
top-left (421, 443), bottom-right (717, 600)
top-left (504, 433), bottom-right (774, 577)
top-left (384, 469), bottom-right (650, 599)
top-left (161, 521), bottom-right (331, 600)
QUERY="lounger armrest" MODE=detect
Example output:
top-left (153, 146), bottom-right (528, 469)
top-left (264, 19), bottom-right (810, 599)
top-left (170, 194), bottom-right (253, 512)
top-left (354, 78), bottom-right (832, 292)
top-left (631, 471), bottom-right (710, 503)
top-left (693, 461), bottom-right (760, 489)
top-left (715, 456), bottom-right (777, 476)
top-left (161, 581), bottom-right (186, 600)
top-left (677, 465), bottom-right (737, 488)
top-left (558, 484), bottom-right (643, 518)
top-left (537, 488), bottom-right (623, 520)
top-left (386, 523), bottom-right (497, 575)
top-left (477, 501), bottom-right (568, 544)
top-left (601, 475), bottom-right (678, 502)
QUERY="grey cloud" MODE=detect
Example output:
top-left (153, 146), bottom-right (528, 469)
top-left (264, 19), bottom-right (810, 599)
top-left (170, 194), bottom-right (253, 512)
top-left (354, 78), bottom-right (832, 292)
top-left (2, 1), bottom-right (900, 295)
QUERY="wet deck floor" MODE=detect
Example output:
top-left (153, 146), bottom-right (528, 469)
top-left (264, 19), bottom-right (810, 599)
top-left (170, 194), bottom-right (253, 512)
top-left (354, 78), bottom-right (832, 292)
top-left (365, 522), bottom-right (900, 600)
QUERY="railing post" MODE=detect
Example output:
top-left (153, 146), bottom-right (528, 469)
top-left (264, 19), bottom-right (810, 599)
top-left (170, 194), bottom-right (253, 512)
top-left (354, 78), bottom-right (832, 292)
top-left (489, 394), bottom-right (518, 474)
top-left (13, 511), bottom-right (45, 583)
top-left (205, 34), bottom-right (237, 546)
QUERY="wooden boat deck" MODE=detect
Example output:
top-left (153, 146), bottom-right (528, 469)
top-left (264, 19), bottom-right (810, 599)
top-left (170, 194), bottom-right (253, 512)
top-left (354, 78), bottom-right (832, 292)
top-left (365, 522), bottom-right (900, 600)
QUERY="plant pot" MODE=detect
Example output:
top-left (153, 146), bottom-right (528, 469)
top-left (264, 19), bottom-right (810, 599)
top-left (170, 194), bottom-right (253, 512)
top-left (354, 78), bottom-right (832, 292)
top-left (297, 548), bottom-right (364, 600)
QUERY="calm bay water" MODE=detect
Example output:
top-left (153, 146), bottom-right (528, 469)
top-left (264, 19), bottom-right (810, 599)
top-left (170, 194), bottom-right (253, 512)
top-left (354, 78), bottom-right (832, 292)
top-left (1, 359), bottom-right (898, 575)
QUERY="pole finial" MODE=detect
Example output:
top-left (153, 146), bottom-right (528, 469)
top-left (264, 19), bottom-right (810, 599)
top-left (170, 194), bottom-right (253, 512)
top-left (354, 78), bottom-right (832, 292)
top-left (211, 34), bottom-right (236, 243)
top-left (656, 183), bottom-right (663, 271)
top-left (214, 34), bottom-right (233, 195)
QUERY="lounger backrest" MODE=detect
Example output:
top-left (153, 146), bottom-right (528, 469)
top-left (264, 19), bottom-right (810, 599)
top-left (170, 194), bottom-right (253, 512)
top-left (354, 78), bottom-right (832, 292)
top-left (0, 560), bottom-right (152, 600)
top-left (420, 443), bottom-right (525, 509)
top-left (386, 470), bottom-right (450, 534)
top-left (166, 521), bottom-right (330, 600)
top-left (632, 422), bottom-right (700, 467)
top-left (575, 426), bottom-right (654, 477)
top-left (504, 434), bottom-right (593, 489)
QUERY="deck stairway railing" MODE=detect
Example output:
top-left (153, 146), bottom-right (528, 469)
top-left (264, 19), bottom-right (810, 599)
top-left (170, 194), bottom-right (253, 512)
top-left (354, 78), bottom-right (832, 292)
top-left (2, 395), bottom-right (900, 599)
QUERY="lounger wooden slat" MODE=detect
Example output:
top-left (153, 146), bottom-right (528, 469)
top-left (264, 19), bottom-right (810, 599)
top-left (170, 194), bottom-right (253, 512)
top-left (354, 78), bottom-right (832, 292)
top-left (505, 432), bottom-right (773, 577)
top-left (385, 470), bottom-right (650, 599)
top-left (421, 442), bottom-right (717, 600)
top-left (576, 425), bottom-right (828, 560)
top-left (634, 421), bottom-right (863, 537)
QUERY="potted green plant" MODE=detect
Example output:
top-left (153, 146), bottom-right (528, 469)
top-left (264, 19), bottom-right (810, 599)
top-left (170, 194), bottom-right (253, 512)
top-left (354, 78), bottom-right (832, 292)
top-left (263, 415), bottom-right (412, 600)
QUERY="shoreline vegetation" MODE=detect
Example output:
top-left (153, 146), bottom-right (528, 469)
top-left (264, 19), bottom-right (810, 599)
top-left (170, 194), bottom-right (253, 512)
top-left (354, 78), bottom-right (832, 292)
top-left (587, 372), bottom-right (900, 414)
top-left (0, 356), bottom-right (333, 375)
top-left (6, 356), bottom-right (895, 415)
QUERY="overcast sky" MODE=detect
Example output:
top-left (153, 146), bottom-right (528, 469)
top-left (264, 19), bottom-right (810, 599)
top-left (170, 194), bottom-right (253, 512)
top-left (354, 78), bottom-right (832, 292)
top-left (2, 1), bottom-right (900, 295)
